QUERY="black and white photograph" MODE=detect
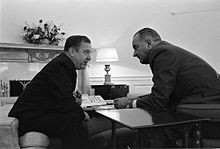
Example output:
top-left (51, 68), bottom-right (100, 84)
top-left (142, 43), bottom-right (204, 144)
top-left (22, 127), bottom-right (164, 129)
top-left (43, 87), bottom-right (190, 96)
top-left (0, 0), bottom-right (220, 148)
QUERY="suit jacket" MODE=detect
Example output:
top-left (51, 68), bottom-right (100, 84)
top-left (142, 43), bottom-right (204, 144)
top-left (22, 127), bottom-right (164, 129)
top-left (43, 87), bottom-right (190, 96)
top-left (8, 53), bottom-right (85, 121)
top-left (137, 41), bottom-right (220, 110)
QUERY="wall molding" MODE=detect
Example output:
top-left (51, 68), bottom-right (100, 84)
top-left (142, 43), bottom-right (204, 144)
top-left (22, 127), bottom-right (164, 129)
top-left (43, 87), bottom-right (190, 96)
top-left (0, 42), bottom-right (63, 63)
top-left (90, 75), bottom-right (152, 82)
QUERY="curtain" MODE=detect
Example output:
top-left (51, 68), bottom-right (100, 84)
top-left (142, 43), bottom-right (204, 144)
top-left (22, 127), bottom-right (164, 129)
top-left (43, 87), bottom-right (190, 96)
top-left (77, 68), bottom-right (90, 94)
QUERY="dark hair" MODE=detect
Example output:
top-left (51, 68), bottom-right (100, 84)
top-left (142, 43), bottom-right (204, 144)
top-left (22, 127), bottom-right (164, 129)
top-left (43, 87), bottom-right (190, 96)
top-left (134, 28), bottom-right (161, 42)
top-left (64, 35), bottom-right (91, 52)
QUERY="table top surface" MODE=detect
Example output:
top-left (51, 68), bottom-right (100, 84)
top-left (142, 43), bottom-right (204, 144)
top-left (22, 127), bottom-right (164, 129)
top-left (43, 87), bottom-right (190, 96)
top-left (96, 108), bottom-right (209, 129)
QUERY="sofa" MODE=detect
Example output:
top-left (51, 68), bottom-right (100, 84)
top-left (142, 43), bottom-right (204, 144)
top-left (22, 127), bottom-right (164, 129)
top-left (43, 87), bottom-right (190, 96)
top-left (0, 101), bottom-right (20, 149)
top-left (0, 97), bottom-right (137, 149)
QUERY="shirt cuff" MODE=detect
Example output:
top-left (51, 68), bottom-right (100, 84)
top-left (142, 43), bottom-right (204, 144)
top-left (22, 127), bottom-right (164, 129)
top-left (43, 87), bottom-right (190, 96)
top-left (132, 100), bottom-right (137, 108)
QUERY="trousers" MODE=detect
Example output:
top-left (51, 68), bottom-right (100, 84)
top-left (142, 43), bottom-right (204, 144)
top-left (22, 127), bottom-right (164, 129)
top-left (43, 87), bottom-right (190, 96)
top-left (18, 112), bottom-right (88, 149)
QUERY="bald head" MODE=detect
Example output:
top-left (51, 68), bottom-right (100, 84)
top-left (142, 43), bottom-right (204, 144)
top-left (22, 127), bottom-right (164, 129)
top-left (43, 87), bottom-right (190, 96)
top-left (134, 27), bottom-right (162, 42)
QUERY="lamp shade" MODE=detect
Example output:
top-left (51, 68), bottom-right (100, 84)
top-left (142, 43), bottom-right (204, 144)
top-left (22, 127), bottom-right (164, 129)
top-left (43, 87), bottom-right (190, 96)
top-left (96, 48), bottom-right (118, 62)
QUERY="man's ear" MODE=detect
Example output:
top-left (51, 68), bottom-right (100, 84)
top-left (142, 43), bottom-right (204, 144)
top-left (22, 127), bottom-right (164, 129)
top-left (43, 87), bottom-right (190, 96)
top-left (145, 39), bottom-right (152, 49)
top-left (68, 47), bottom-right (76, 56)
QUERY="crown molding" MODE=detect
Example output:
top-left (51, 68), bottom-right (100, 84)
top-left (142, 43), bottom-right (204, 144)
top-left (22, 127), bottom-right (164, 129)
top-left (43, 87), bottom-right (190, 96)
top-left (0, 42), bottom-right (63, 63)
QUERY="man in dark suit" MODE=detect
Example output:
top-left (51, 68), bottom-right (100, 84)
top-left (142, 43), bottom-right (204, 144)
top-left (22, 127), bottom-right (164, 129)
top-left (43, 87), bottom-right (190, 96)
top-left (8, 35), bottom-right (92, 149)
top-left (114, 27), bottom-right (220, 147)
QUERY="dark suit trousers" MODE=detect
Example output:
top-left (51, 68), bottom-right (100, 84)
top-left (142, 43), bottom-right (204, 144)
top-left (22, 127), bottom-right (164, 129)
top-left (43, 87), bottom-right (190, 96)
top-left (18, 112), bottom-right (88, 149)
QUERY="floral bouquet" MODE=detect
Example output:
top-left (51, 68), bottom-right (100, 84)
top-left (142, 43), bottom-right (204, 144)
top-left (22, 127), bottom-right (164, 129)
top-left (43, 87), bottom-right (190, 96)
top-left (23, 19), bottom-right (66, 45)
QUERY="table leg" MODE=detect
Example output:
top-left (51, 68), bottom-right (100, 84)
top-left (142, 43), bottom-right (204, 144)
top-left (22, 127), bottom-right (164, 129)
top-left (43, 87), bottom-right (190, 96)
top-left (111, 121), bottom-right (116, 149)
top-left (182, 124), bottom-right (195, 148)
top-left (183, 127), bottom-right (189, 148)
top-left (138, 129), bottom-right (144, 148)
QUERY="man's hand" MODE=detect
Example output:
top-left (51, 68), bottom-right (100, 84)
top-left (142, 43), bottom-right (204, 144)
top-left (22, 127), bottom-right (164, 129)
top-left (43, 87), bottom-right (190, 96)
top-left (84, 111), bottom-right (90, 121)
top-left (73, 90), bottom-right (82, 105)
top-left (114, 97), bottom-right (129, 109)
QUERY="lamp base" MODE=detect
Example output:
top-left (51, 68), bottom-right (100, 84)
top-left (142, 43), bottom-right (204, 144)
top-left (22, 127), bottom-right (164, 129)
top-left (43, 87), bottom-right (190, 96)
top-left (104, 74), bottom-right (113, 85)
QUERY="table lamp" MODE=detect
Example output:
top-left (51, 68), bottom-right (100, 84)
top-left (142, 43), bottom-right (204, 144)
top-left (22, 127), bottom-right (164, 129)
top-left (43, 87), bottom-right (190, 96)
top-left (96, 48), bottom-right (118, 85)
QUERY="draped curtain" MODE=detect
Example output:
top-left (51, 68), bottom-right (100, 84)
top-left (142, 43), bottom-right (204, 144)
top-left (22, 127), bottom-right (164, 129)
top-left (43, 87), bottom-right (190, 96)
top-left (77, 69), bottom-right (90, 94)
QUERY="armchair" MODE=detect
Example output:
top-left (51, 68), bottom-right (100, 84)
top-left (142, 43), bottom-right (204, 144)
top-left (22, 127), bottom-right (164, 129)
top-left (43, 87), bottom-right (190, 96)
top-left (176, 104), bottom-right (220, 148)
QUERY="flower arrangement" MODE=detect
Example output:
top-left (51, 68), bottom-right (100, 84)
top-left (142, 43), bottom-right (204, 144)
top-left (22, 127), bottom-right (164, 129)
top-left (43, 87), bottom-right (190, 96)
top-left (23, 19), bottom-right (66, 45)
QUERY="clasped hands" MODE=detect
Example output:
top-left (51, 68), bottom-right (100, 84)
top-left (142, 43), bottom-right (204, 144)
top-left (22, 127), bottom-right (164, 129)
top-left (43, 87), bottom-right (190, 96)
top-left (73, 90), bottom-right (82, 105)
top-left (114, 97), bottom-right (135, 109)
top-left (73, 90), bottom-right (90, 121)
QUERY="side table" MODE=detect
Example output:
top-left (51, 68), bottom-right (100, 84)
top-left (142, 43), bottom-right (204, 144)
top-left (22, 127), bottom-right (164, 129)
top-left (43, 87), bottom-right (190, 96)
top-left (91, 84), bottom-right (129, 100)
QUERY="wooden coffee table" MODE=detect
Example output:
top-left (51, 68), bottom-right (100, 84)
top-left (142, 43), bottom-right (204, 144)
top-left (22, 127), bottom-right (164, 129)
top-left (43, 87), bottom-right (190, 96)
top-left (96, 108), bottom-right (209, 148)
